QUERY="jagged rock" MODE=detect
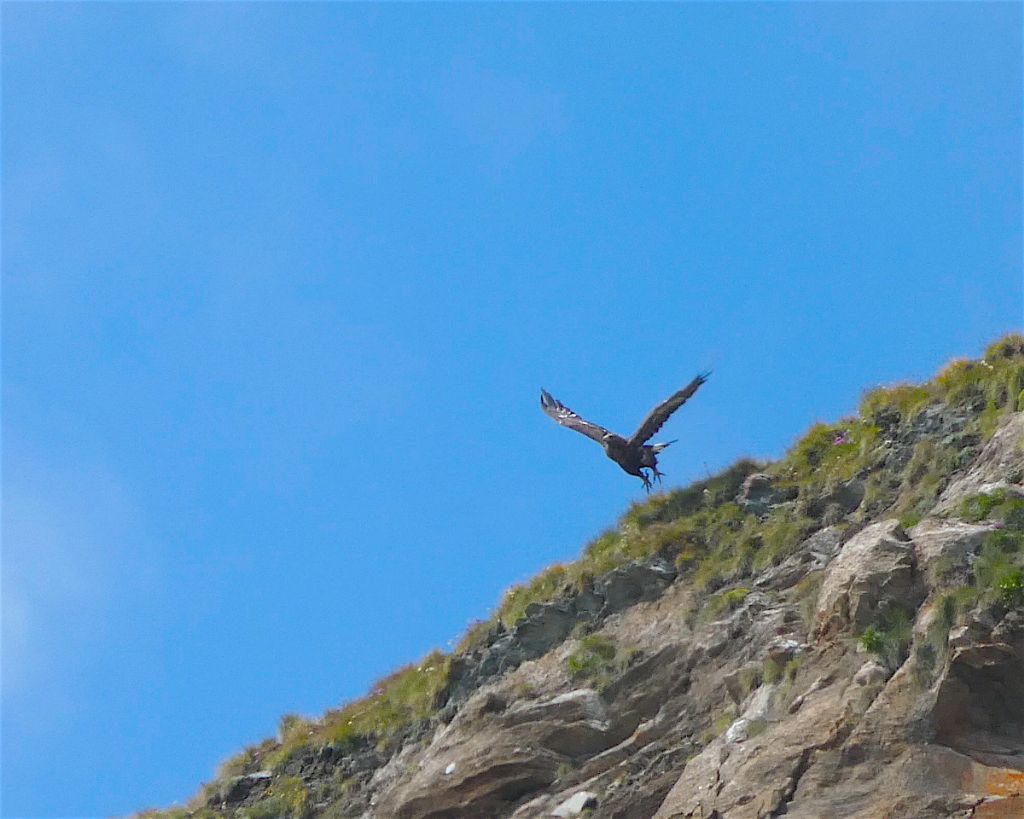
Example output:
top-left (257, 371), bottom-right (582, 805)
top-left (767, 638), bottom-right (804, 664)
top-left (936, 412), bottom-right (1024, 511)
top-left (550, 790), bottom-right (598, 817)
top-left (515, 602), bottom-right (577, 658)
top-left (754, 526), bottom-right (843, 591)
top-left (596, 559), bottom-right (676, 615)
top-left (724, 661), bottom-right (763, 705)
top-left (153, 402), bottom-right (1024, 819)
top-left (934, 641), bottom-right (1024, 766)
top-left (806, 478), bottom-right (866, 519)
top-left (853, 660), bottom-right (889, 687)
top-left (503, 688), bottom-right (607, 729)
top-left (739, 472), bottom-right (785, 513)
top-left (910, 517), bottom-right (998, 570)
top-left (206, 771), bottom-right (272, 806)
top-left (814, 519), bottom-right (923, 636)
top-left (386, 746), bottom-right (561, 819)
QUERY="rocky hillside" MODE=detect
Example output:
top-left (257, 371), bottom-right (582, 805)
top-left (142, 336), bottom-right (1024, 819)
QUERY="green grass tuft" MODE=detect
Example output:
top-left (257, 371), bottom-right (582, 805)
top-left (997, 569), bottom-right (1024, 607)
top-left (319, 651), bottom-right (450, 752)
top-left (859, 383), bottom-right (932, 424)
top-left (182, 333), bottom-right (1024, 813)
top-left (565, 633), bottom-right (635, 691)
top-left (703, 587), bottom-right (750, 620)
top-left (859, 607), bottom-right (914, 670)
top-left (497, 564), bottom-right (571, 629)
top-left (237, 776), bottom-right (309, 819)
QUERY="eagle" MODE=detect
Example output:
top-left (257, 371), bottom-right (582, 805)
top-left (540, 373), bottom-right (709, 491)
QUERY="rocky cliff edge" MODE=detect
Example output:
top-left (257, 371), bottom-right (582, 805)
top-left (141, 335), bottom-right (1024, 819)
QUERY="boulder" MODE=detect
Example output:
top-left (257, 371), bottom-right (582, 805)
top-left (740, 473), bottom-right (785, 513)
top-left (597, 560), bottom-right (676, 615)
top-left (814, 520), bottom-right (923, 637)
top-left (936, 413), bottom-right (1024, 512)
top-left (910, 518), bottom-right (997, 570)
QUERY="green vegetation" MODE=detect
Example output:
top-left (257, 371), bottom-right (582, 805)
top-left (713, 711), bottom-right (735, 734)
top-left (952, 489), bottom-right (1024, 611)
top-left (703, 587), bottom-right (750, 620)
top-left (859, 626), bottom-right (884, 654)
top-left (775, 419), bottom-right (881, 492)
top-left (958, 488), bottom-right (1024, 526)
top-left (237, 777), bottom-right (309, 819)
top-left (180, 334), bottom-right (1024, 810)
top-left (859, 607), bottom-right (914, 670)
top-left (566, 634), bottom-right (617, 678)
top-left (934, 335), bottom-right (1024, 438)
top-left (497, 564), bottom-right (571, 629)
top-left (698, 707), bottom-right (739, 745)
top-left (736, 666), bottom-right (763, 697)
top-left (565, 634), bottom-right (634, 690)
top-left (860, 383), bottom-right (933, 423)
top-left (755, 510), bottom-right (816, 569)
top-left (892, 440), bottom-right (960, 528)
top-left (762, 654), bottom-right (801, 685)
top-left (320, 652), bottom-right (450, 751)
top-left (997, 570), bottom-right (1024, 606)
top-left (791, 572), bottom-right (824, 634)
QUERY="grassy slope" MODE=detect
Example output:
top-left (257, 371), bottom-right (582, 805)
top-left (143, 334), bottom-right (1024, 817)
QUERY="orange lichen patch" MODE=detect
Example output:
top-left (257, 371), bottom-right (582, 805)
top-left (973, 795), bottom-right (1024, 818)
top-left (962, 764), bottom-right (1024, 816)
top-left (972, 766), bottom-right (1024, 798)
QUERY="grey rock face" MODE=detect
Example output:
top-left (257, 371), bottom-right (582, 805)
top-left (815, 519), bottom-right (924, 636)
top-left (156, 408), bottom-right (1024, 819)
top-left (739, 472), bottom-right (784, 514)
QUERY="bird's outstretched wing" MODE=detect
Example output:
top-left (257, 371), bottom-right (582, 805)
top-left (540, 390), bottom-right (611, 445)
top-left (629, 372), bottom-right (709, 446)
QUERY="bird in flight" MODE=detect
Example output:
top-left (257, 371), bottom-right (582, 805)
top-left (540, 373), bottom-right (709, 492)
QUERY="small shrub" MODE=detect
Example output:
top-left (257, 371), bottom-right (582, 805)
top-left (997, 569), bottom-right (1024, 607)
top-left (958, 489), bottom-right (1024, 528)
top-left (625, 459), bottom-right (762, 527)
top-left (859, 626), bottom-right (884, 654)
top-left (899, 512), bottom-right (922, 530)
top-left (278, 713), bottom-right (314, 744)
top-left (779, 420), bottom-right (880, 489)
top-left (454, 618), bottom-right (494, 654)
top-left (859, 607), bottom-right (914, 670)
top-left (216, 746), bottom-right (258, 779)
top-left (319, 650), bottom-right (450, 751)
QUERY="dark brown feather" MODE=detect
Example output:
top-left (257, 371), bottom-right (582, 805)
top-left (540, 390), bottom-right (611, 445)
top-left (628, 372), bottom-right (709, 446)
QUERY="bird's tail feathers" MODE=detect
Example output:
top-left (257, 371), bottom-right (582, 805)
top-left (651, 440), bottom-right (677, 453)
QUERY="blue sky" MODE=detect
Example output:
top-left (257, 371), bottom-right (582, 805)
top-left (2, 3), bottom-right (1020, 816)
